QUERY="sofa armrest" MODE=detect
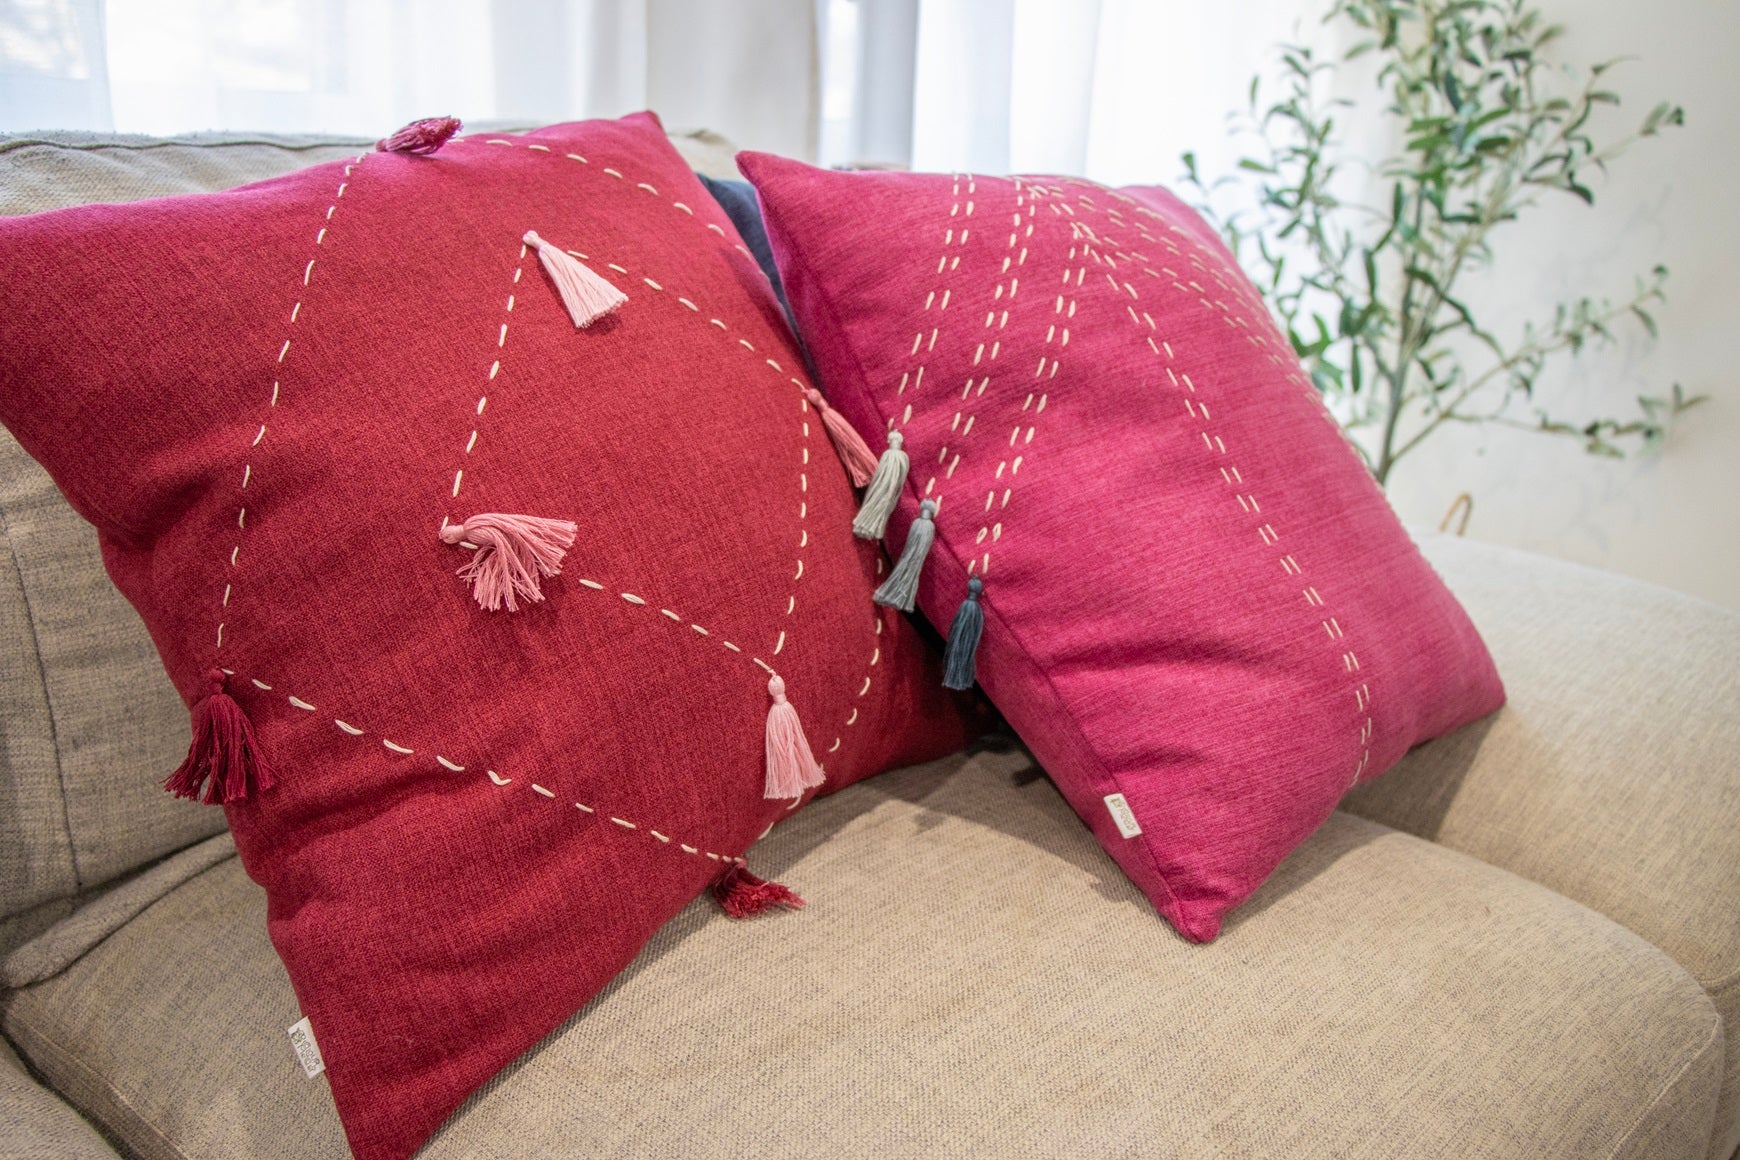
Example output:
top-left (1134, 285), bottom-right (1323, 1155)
top-left (1343, 531), bottom-right (1740, 1157)
top-left (1, 1033), bottom-right (121, 1158)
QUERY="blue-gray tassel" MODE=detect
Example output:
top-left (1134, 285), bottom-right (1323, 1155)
top-left (873, 500), bottom-right (936, 612)
top-left (942, 578), bottom-right (984, 691)
top-left (852, 431), bottom-right (909, 540)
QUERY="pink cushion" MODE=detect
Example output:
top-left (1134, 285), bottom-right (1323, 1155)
top-left (0, 116), bottom-right (981, 1160)
top-left (739, 153), bottom-right (1505, 943)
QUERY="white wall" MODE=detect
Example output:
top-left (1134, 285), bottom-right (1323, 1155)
top-left (1380, 0), bottom-right (1740, 612)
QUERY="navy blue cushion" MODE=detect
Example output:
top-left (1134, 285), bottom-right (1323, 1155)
top-left (698, 174), bottom-right (792, 322)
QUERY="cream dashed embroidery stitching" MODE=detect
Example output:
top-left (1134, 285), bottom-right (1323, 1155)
top-left (220, 668), bottom-right (751, 866)
top-left (555, 245), bottom-right (816, 643)
top-left (920, 177), bottom-right (1057, 579)
top-left (570, 575), bottom-right (780, 678)
top-left (217, 154), bottom-right (368, 650)
top-left (444, 239), bottom-right (529, 510)
top-left (1051, 192), bottom-right (1376, 787)
top-left (478, 136), bottom-right (756, 264)
top-left (543, 214), bottom-right (892, 787)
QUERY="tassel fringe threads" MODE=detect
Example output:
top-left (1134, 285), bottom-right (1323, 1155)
top-left (164, 669), bottom-right (276, 804)
top-left (441, 513), bottom-right (578, 611)
top-left (376, 116), bottom-right (462, 155)
top-left (713, 864), bottom-right (805, 918)
top-left (943, 578), bottom-right (984, 691)
top-left (873, 500), bottom-right (936, 612)
top-left (524, 230), bottom-right (627, 328)
top-left (806, 388), bottom-right (878, 487)
top-left (853, 431), bottom-right (909, 540)
top-left (764, 675), bottom-right (825, 799)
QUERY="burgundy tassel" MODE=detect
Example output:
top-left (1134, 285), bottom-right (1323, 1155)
top-left (164, 669), bottom-right (276, 804)
top-left (713, 864), bottom-right (805, 918)
top-left (376, 116), bottom-right (462, 155)
top-left (441, 513), bottom-right (578, 612)
top-left (804, 387), bottom-right (878, 487)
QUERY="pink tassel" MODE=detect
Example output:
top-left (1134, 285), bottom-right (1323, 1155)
top-left (712, 863), bottom-right (805, 918)
top-left (523, 230), bottom-right (627, 328)
top-left (164, 669), bottom-right (276, 804)
top-left (763, 675), bottom-right (824, 800)
top-left (441, 513), bottom-right (578, 612)
top-left (805, 387), bottom-right (878, 487)
top-left (376, 116), bottom-right (462, 155)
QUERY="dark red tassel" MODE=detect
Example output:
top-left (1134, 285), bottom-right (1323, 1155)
top-left (376, 116), bottom-right (462, 155)
top-left (164, 668), bottom-right (276, 804)
top-left (712, 864), bottom-right (805, 919)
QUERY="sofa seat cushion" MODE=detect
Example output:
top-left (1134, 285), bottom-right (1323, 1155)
top-left (3, 744), bottom-right (1723, 1160)
top-left (0, 1035), bottom-right (119, 1159)
top-left (1344, 532), bottom-right (1740, 1159)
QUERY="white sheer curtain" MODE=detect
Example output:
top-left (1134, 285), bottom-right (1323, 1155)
top-left (0, 0), bottom-right (819, 157)
top-left (825, 0), bottom-right (1344, 185)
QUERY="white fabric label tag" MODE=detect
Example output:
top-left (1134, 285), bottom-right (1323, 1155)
top-left (1103, 793), bottom-right (1143, 839)
top-left (288, 1016), bottom-right (326, 1079)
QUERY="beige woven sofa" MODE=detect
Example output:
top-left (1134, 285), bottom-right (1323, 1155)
top-left (1, 133), bottom-right (1736, 1160)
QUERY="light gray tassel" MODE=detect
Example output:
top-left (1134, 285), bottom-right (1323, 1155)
top-left (852, 431), bottom-right (909, 540)
top-left (873, 500), bottom-right (936, 612)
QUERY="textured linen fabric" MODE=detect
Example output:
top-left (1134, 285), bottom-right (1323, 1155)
top-left (0, 132), bottom-right (372, 216)
top-left (1345, 531), bottom-right (1740, 1160)
top-left (2, 744), bottom-right (1722, 1160)
top-left (0, 1035), bottom-right (121, 1160)
top-left (0, 431), bottom-right (217, 952)
top-left (0, 114), bottom-right (980, 1160)
top-left (1, 833), bottom-right (236, 988)
top-left (740, 154), bottom-right (1505, 941)
top-left (0, 125), bottom-right (743, 962)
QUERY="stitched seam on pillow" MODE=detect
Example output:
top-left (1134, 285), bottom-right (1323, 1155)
top-left (446, 131), bottom-right (887, 775)
top-left (752, 170), bottom-right (1193, 924)
top-left (228, 667), bottom-right (758, 867)
top-left (1057, 184), bottom-right (1378, 792)
top-left (439, 238), bottom-right (529, 516)
top-left (214, 152), bottom-right (370, 660)
top-left (451, 133), bottom-right (760, 268)
top-left (538, 235), bottom-right (887, 785)
top-left (912, 174), bottom-right (1045, 571)
top-left (523, 243), bottom-right (818, 658)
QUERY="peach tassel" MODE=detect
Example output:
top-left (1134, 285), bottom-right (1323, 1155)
top-left (523, 230), bottom-right (627, 328)
top-left (763, 675), bottom-right (824, 799)
top-left (441, 513), bottom-right (578, 612)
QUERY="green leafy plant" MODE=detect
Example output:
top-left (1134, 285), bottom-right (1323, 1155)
top-left (1181, 0), bottom-right (1700, 485)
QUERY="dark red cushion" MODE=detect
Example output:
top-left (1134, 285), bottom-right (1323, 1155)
top-left (739, 152), bottom-right (1504, 943)
top-left (0, 115), bottom-right (980, 1160)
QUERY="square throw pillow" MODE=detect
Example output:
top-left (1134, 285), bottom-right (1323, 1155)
top-left (0, 115), bottom-right (981, 1160)
top-left (739, 152), bottom-right (1505, 943)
